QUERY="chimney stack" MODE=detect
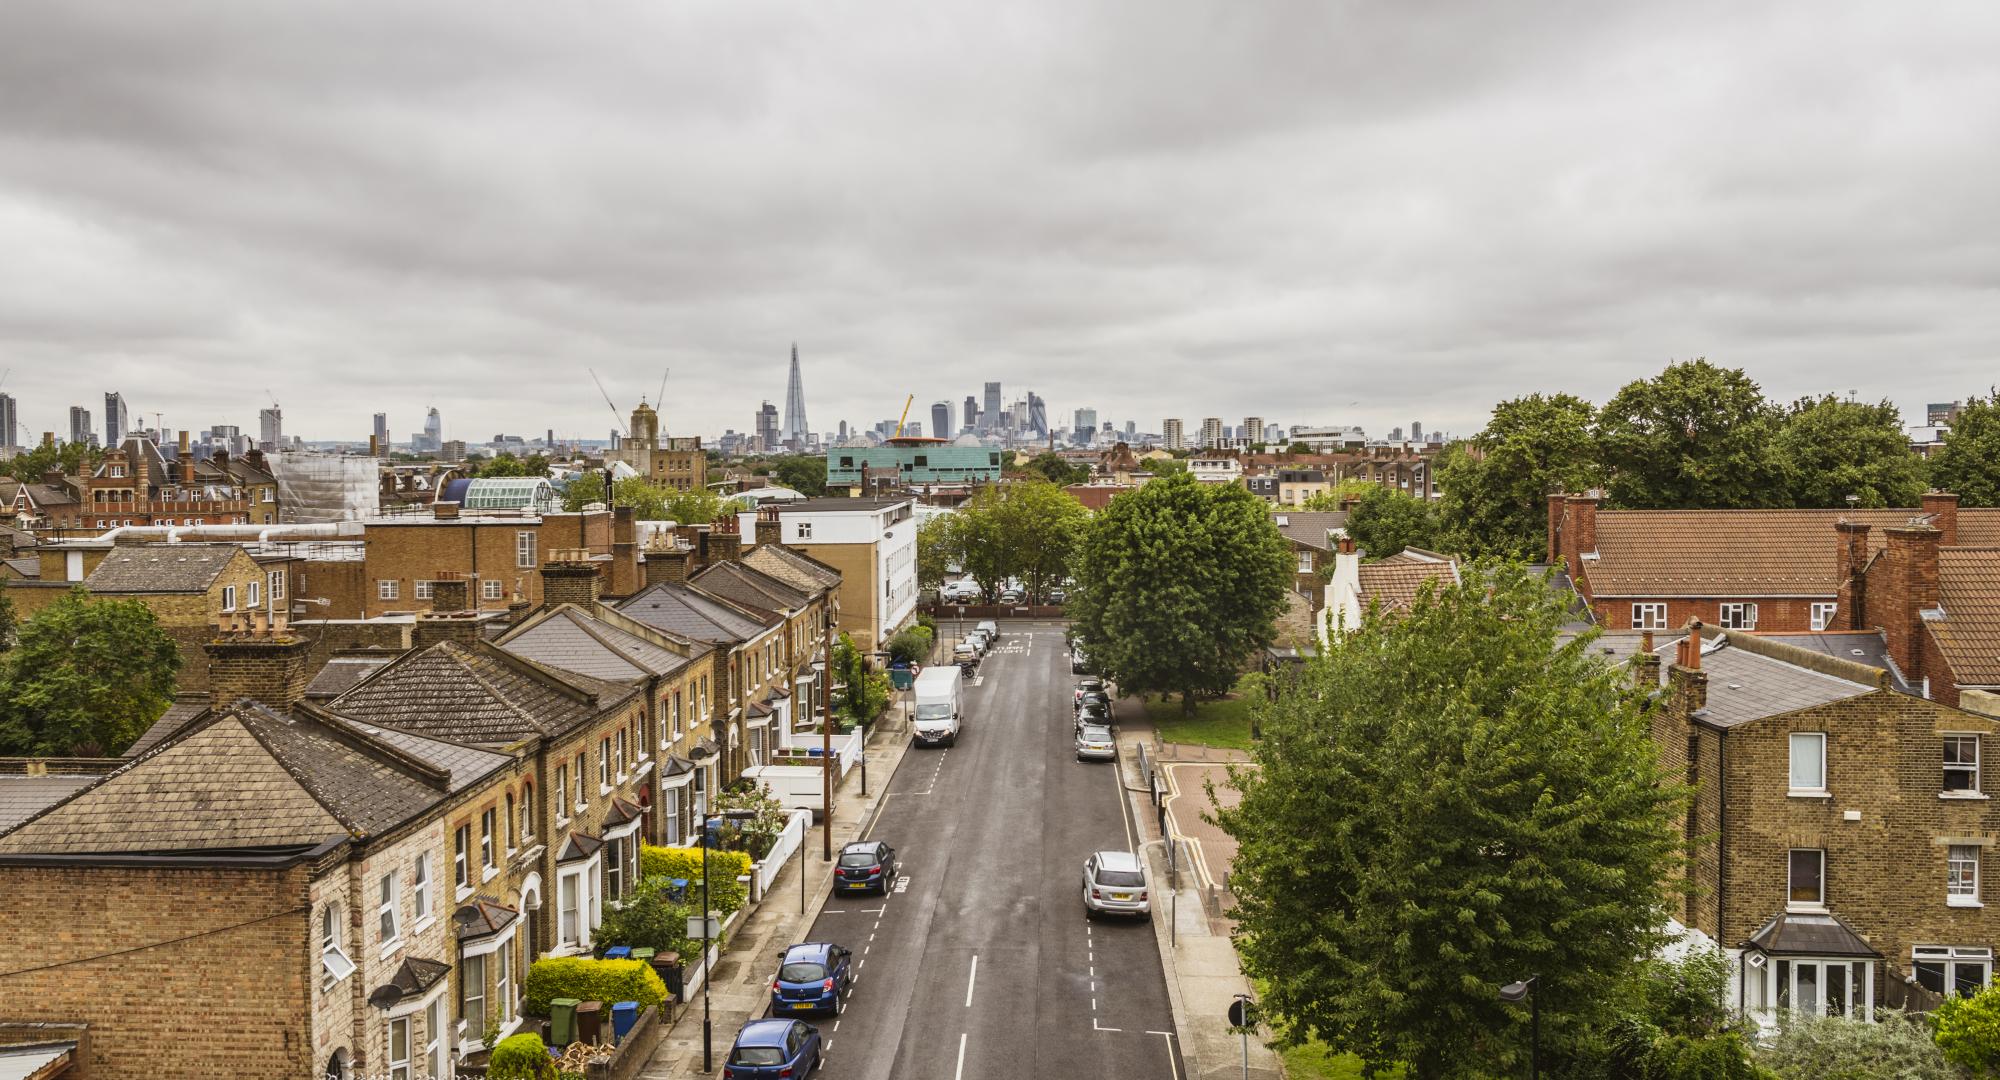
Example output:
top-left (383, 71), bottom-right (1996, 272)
top-left (644, 545), bottom-right (692, 587)
top-left (1564, 492), bottom-right (1601, 563)
top-left (1834, 520), bottom-right (1872, 631)
top-left (540, 549), bottom-right (603, 608)
top-left (1668, 620), bottom-right (1708, 713)
top-left (1632, 630), bottom-right (1662, 689)
top-left (609, 506), bottom-right (640, 598)
top-left (1336, 534), bottom-right (1356, 556)
top-left (204, 613), bottom-right (312, 710)
top-left (1922, 491), bottom-right (1961, 547)
top-left (1882, 524), bottom-right (1942, 686)
top-left (756, 509), bottom-right (783, 548)
top-left (701, 527), bottom-right (743, 567)
top-left (177, 430), bottom-right (194, 485)
top-left (413, 573), bottom-right (481, 649)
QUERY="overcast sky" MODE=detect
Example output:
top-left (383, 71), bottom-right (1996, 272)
top-left (3, 1), bottom-right (1997, 446)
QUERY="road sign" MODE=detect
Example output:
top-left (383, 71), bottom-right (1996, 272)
top-left (1227, 997), bottom-right (1252, 1027)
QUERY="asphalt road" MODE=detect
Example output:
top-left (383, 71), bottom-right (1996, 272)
top-left (791, 619), bottom-right (1185, 1080)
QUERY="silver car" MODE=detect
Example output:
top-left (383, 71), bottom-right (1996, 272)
top-left (1083, 851), bottom-right (1150, 918)
top-left (1075, 723), bottom-right (1115, 762)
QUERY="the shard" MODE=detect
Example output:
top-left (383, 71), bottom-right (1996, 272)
top-left (782, 343), bottom-right (808, 450)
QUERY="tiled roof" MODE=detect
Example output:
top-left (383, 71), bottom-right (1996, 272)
top-left (124, 695), bottom-right (214, 758)
top-left (316, 710), bottom-right (512, 795)
top-left (1933, 548), bottom-right (2000, 687)
top-left (616, 582), bottom-right (768, 645)
top-left (1690, 641), bottom-right (1875, 728)
top-left (741, 544), bottom-right (842, 593)
top-left (0, 774), bottom-right (101, 832)
top-left (497, 606), bottom-right (694, 683)
top-left (83, 544), bottom-right (242, 593)
top-left (693, 561), bottom-right (809, 615)
top-left (303, 654), bottom-right (398, 700)
top-left (368, 956), bottom-right (452, 1010)
top-left (329, 639), bottom-right (625, 746)
top-left (0, 702), bottom-right (473, 855)
top-left (1273, 512), bottom-right (1346, 551)
top-left (3, 556), bottom-right (38, 578)
top-left (1742, 911), bottom-right (1879, 958)
top-left (454, 898), bottom-right (520, 941)
top-left (1356, 553), bottom-right (1457, 612)
top-left (1586, 509), bottom-right (2000, 598)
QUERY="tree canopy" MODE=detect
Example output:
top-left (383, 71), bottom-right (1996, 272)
top-left (1022, 451), bottom-right (1090, 487)
top-left (770, 455), bottom-right (828, 497)
top-left (829, 632), bottom-right (889, 731)
top-left (1070, 472), bottom-right (1291, 712)
top-left (1768, 394), bottom-right (1929, 509)
top-left (1930, 391), bottom-right (2000, 508)
top-left (1596, 359), bottom-right (1785, 509)
top-left (473, 452), bottom-right (550, 479)
top-left (0, 588), bottom-right (182, 756)
top-left (1217, 564), bottom-right (1683, 1078)
top-left (559, 475), bottom-right (734, 523)
top-left (921, 482), bottom-right (1088, 602)
top-left (1343, 484), bottom-right (1440, 559)
top-left (4, 440), bottom-right (99, 482)
top-left (1436, 392), bottom-right (1603, 559)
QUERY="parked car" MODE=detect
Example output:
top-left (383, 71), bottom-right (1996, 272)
top-left (1074, 676), bottom-right (1105, 704)
top-left (999, 588), bottom-right (1025, 605)
top-left (770, 942), bottom-right (854, 1016)
top-left (965, 629), bottom-right (991, 656)
top-left (1074, 703), bottom-right (1111, 733)
top-left (940, 580), bottom-right (982, 602)
top-left (1075, 723), bottom-right (1116, 762)
top-left (976, 619), bottom-right (999, 639)
top-left (725, 1019), bottom-right (823, 1079)
top-left (835, 839), bottom-right (899, 895)
top-left (1075, 690), bottom-right (1111, 716)
top-left (1048, 588), bottom-right (1067, 604)
top-left (1070, 646), bottom-right (1093, 675)
top-left (1083, 850), bottom-right (1150, 918)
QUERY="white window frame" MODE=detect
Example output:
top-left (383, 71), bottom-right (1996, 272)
top-left (221, 584), bottom-right (237, 612)
top-left (1950, 845), bottom-right (1982, 907)
top-left (1915, 946), bottom-right (1994, 998)
top-left (268, 569), bottom-right (286, 601)
top-left (1810, 602), bottom-right (1837, 631)
top-left (616, 729), bottom-right (627, 780)
top-left (1631, 603), bottom-right (1667, 630)
top-left (519, 787), bottom-right (535, 842)
top-left (559, 869), bottom-right (583, 948)
top-left (1719, 602), bottom-right (1758, 630)
top-left (1789, 732), bottom-right (1827, 796)
top-left (483, 579), bottom-right (504, 601)
top-left (425, 997), bottom-right (445, 1078)
top-left (516, 530), bottom-right (537, 569)
top-left (387, 1015), bottom-right (412, 1080)
top-left (797, 522), bottom-right (813, 540)
top-left (379, 579), bottom-right (400, 601)
top-left (574, 753), bottom-right (587, 811)
top-left (411, 854), bottom-right (432, 927)
top-left (480, 808), bottom-right (497, 878)
top-left (321, 903), bottom-right (354, 984)
top-left (378, 870), bottom-right (401, 950)
top-left (555, 765), bottom-right (568, 822)
top-left (460, 951), bottom-right (486, 1041)
top-left (599, 738), bottom-right (611, 792)
top-left (414, 580), bottom-right (434, 600)
top-left (453, 826), bottom-right (470, 895)
top-left (1788, 848), bottom-right (1826, 912)
top-left (1296, 551), bottom-right (1313, 573)
top-left (245, 580), bottom-right (260, 609)
top-left (1945, 735), bottom-right (1982, 796)
top-left (495, 941), bottom-right (513, 1026)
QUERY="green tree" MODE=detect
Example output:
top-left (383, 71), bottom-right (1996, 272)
top-left (771, 455), bottom-right (828, 497)
top-left (1596, 359), bottom-right (1785, 509)
top-left (1296, 479), bottom-right (1377, 512)
top-left (917, 514), bottom-right (960, 596)
top-left (476, 452), bottom-right (530, 478)
top-left (0, 588), bottom-right (182, 756)
top-left (1437, 392), bottom-right (1603, 559)
top-left (1023, 451), bottom-right (1089, 486)
top-left (1931, 391), bottom-right (2000, 507)
top-left (0, 589), bottom-right (14, 652)
top-left (989, 481), bottom-right (1089, 601)
top-left (590, 875), bottom-right (697, 960)
top-left (1070, 472), bottom-right (1291, 713)
top-left (830, 632), bottom-right (889, 731)
top-left (1769, 395), bottom-right (1929, 509)
top-left (1216, 565), bottom-right (1683, 1078)
top-left (1146, 456), bottom-right (1189, 476)
top-left (559, 476), bottom-right (733, 523)
top-left (4, 441), bottom-right (99, 482)
top-left (1934, 981), bottom-right (2000, 1077)
top-left (1345, 484), bottom-right (1441, 559)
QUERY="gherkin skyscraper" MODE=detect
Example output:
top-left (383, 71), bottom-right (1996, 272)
top-left (782, 343), bottom-right (808, 450)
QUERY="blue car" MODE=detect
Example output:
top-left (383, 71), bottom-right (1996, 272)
top-left (770, 942), bottom-right (854, 1016)
top-left (834, 839), bottom-right (898, 894)
top-left (724, 1018), bottom-right (823, 1079)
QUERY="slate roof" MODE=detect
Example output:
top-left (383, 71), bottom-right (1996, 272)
top-left (303, 654), bottom-right (398, 701)
top-left (1688, 641), bottom-right (1876, 728)
top-left (0, 702), bottom-right (485, 856)
top-left (741, 543), bottom-right (842, 594)
top-left (616, 582), bottom-right (768, 645)
top-left (329, 639), bottom-right (627, 747)
top-left (83, 544), bottom-right (243, 594)
top-left (0, 773), bottom-right (103, 832)
top-left (1586, 509), bottom-right (2000, 598)
top-left (1742, 911), bottom-right (1880, 957)
top-left (2, 556), bottom-right (37, 579)
top-left (1933, 548), bottom-right (2000, 688)
top-left (1356, 551), bottom-right (1458, 612)
top-left (368, 956), bottom-right (452, 1010)
top-left (692, 560), bottom-right (809, 615)
top-left (1272, 511), bottom-right (1346, 551)
top-left (454, 898), bottom-right (520, 941)
top-left (497, 605), bottom-right (696, 683)
top-left (124, 694), bottom-right (214, 758)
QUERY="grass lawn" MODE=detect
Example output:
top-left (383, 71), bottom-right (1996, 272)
top-left (1142, 680), bottom-right (1258, 751)
top-left (1280, 1041), bottom-right (1401, 1080)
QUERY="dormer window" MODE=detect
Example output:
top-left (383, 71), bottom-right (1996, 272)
top-left (109, 464), bottom-right (125, 478)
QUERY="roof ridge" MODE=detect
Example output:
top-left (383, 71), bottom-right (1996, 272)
top-left (214, 705), bottom-right (365, 835)
top-left (589, 601), bottom-right (705, 654)
top-left (234, 702), bottom-right (452, 835)
top-left (290, 701), bottom-right (459, 789)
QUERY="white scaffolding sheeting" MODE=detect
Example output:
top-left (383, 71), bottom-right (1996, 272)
top-left (269, 453), bottom-right (380, 523)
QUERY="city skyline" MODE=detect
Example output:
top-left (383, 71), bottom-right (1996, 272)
top-left (3, 5), bottom-right (1999, 443)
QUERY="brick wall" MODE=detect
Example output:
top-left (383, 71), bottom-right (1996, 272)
top-left (0, 862), bottom-right (314, 1080)
top-left (1590, 596), bottom-right (1833, 634)
top-left (361, 514), bottom-right (615, 618)
top-left (1879, 525), bottom-right (1942, 686)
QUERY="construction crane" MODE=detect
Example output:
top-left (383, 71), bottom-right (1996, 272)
top-left (892, 394), bottom-right (915, 439)
top-left (589, 368), bottom-right (629, 436)
top-left (654, 368), bottom-right (670, 409)
top-left (265, 389), bottom-right (280, 410)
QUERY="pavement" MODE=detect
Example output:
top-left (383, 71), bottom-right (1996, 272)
top-left (642, 622), bottom-right (1273, 1079)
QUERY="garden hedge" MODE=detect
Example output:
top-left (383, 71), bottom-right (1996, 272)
top-left (639, 844), bottom-right (751, 913)
top-left (487, 1032), bottom-right (554, 1080)
top-left (523, 957), bottom-right (667, 1015)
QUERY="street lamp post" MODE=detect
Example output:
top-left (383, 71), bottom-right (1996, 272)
top-left (813, 654), bottom-right (832, 860)
top-left (1499, 976), bottom-right (1540, 1080)
top-left (699, 822), bottom-right (713, 1073)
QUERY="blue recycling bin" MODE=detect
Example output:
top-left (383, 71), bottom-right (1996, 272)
top-left (667, 878), bottom-right (690, 900)
top-left (603, 945), bottom-right (631, 960)
top-left (611, 1000), bottom-right (640, 1042)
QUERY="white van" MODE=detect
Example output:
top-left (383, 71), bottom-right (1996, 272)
top-left (912, 666), bottom-right (964, 747)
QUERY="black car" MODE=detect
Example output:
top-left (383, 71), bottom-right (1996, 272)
top-left (1074, 703), bottom-right (1111, 734)
top-left (1075, 690), bottom-right (1111, 715)
top-left (834, 839), bottom-right (899, 895)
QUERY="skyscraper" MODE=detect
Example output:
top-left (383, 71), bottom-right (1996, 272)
top-left (1162, 419), bottom-right (1185, 451)
top-left (1242, 417), bottom-right (1264, 446)
top-left (0, 393), bottom-right (16, 450)
top-left (424, 407), bottom-right (442, 451)
top-left (259, 407), bottom-right (283, 451)
top-left (757, 401), bottom-right (780, 451)
top-left (1074, 408), bottom-right (1098, 444)
top-left (69, 406), bottom-right (93, 447)
top-left (1199, 417), bottom-right (1224, 449)
top-left (782, 344), bottom-right (809, 450)
top-left (373, 413), bottom-right (389, 444)
top-left (963, 395), bottom-right (979, 434)
top-left (931, 402), bottom-right (952, 442)
top-left (982, 382), bottom-right (1002, 433)
top-left (1026, 393), bottom-right (1048, 438)
top-left (104, 391), bottom-right (129, 447)
top-left (1411, 421), bottom-right (1423, 441)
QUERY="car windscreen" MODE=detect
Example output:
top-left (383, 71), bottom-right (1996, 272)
top-left (1078, 726), bottom-right (1112, 741)
top-left (1096, 869), bottom-right (1145, 887)
top-left (779, 962), bottom-right (827, 983)
top-left (916, 702), bottom-right (953, 720)
top-left (730, 1046), bottom-right (785, 1066)
top-left (839, 851), bottom-right (879, 868)
top-left (1077, 707), bottom-right (1109, 721)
